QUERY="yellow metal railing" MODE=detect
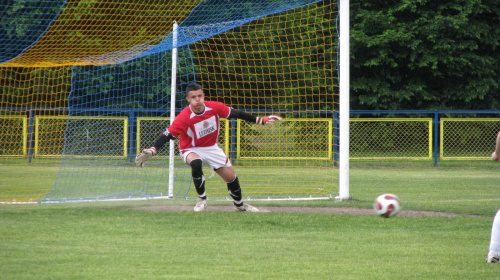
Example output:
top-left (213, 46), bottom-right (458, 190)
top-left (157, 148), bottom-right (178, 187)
top-left (237, 118), bottom-right (333, 160)
top-left (350, 118), bottom-right (433, 160)
top-left (34, 116), bottom-right (128, 158)
top-left (440, 118), bottom-right (500, 160)
top-left (0, 116), bottom-right (28, 157)
top-left (4, 116), bottom-right (500, 162)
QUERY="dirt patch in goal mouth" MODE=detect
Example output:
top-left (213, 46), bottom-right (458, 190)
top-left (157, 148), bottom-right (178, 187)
top-left (133, 205), bottom-right (478, 217)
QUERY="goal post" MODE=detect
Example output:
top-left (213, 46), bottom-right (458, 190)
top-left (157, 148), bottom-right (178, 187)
top-left (338, 0), bottom-right (350, 200)
top-left (168, 21), bottom-right (179, 198)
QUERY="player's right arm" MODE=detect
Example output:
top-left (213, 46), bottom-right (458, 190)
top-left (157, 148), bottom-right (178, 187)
top-left (492, 131), bottom-right (500, 161)
top-left (135, 129), bottom-right (176, 168)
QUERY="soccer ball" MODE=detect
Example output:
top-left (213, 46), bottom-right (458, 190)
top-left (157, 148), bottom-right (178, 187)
top-left (373, 194), bottom-right (401, 218)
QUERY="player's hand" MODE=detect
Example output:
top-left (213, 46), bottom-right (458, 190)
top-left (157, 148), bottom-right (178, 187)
top-left (135, 147), bottom-right (157, 168)
top-left (492, 151), bottom-right (500, 162)
top-left (257, 115), bottom-right (282, 125)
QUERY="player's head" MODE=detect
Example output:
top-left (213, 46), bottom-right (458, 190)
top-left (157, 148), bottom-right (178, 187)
top-left (186, 82), bottom-right (203, 97)
top-left (185, 82), bottom-right (205, 112)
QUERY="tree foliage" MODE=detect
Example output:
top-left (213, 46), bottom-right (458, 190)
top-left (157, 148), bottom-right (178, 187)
top-left (2, 0), bottom-right (499, 112)
top-left (350, 0), bottom-right (500, 110)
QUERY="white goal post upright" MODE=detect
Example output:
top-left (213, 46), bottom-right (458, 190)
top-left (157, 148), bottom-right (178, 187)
top-left (338, 0), bottom-right (350, 200)
top-left (168, 21), bottom-right (179, 198)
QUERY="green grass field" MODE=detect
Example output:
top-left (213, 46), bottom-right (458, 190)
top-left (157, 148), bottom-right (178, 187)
top-left (1, 161), bottom-right (500, 279)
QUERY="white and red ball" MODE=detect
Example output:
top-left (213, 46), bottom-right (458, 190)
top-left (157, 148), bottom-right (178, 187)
top-left (374, 194), bottom-right (401, 218)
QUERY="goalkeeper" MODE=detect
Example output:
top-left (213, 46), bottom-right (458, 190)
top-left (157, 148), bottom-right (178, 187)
top-left (135, 82), bottom-right (282, 212)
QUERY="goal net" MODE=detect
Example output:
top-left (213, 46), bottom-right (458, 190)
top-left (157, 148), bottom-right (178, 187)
top-left (0, 0), bottom-right (339, 202)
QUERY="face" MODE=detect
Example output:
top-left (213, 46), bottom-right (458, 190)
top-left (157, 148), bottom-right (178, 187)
top-left (186, 89), bottom-right (205, 113)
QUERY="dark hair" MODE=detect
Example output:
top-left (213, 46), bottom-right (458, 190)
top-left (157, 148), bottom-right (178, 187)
top-left (185, 82), bottom-right (203, 96)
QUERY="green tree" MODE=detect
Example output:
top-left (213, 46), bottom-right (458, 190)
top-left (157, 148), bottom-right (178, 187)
top-left (351, 0), bottom-right (500, 110)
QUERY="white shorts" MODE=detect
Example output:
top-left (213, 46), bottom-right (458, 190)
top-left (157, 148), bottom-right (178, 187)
top-left (180, 144), bottom-right (232, 170)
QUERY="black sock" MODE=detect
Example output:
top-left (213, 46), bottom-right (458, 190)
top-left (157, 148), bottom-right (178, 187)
top-left (190, 159), bottom-right (205, 197)
top-left (227, 175), bottom-right (242, 204)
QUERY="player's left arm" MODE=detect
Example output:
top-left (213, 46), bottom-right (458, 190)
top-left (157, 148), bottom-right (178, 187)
top-left (228, 108), bottom-right (282, 125)
top-left (135, 129), bottom-right (176, 168)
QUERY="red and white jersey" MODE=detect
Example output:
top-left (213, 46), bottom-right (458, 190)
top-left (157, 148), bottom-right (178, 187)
top-left (166, 101), bottom-right (230, 150)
